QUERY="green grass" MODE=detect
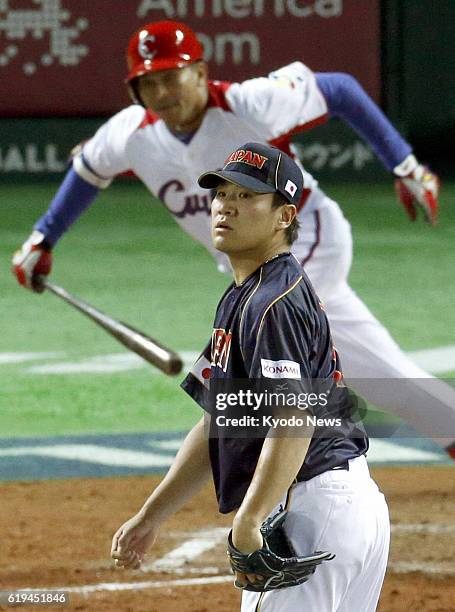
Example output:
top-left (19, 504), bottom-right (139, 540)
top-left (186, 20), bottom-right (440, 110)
top-left (1, 180), bottom-right (454, 437)
top-left (324, 182), bottom-right (455, 349)
top-left (0, 372), bottom-right (200, 437)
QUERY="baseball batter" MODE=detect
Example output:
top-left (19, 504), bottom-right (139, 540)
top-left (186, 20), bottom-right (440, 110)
top-left (12, 20), bottom-right (455, 456)
top-left (111, 143), bottom-right (390, 611)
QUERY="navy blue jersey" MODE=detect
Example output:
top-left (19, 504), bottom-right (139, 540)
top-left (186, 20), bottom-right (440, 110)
top-left (182, 253), bottom-right (368, 513)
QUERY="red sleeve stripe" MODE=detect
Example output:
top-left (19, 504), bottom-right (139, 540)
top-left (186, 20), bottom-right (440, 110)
top-left (296, 188), bottom-right (312, 212)
top-left (268, 114), bottom-right (328, 212)
top-left (207, 80), bottom-right (233, 112)
top-left (269, 112), bottom-right (329, 153)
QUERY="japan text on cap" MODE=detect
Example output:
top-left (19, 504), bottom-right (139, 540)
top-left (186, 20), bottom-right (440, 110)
top-left (198, 142), bottom-right (304, 206)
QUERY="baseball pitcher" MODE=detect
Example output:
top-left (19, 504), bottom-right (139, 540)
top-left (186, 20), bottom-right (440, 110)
top-left (111, 143), bottom-right (390, 611)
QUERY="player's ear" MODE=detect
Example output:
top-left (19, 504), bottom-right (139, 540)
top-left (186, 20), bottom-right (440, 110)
top-left (194, 61), bottom-right (209, 84)
top-left (277, 204), bottom-right (297, 230)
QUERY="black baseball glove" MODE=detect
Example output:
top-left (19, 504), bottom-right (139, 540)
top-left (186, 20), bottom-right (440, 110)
top-left (227, 509), bottom-right (335, 592)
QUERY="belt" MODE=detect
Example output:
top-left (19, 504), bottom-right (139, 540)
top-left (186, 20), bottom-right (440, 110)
top-left (331, 460), bottom-right (350, 471)
top-left (296, 459), bottom-right (352, 484)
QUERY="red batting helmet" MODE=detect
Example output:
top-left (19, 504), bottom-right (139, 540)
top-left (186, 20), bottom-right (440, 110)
top-left (126, 21), bottom-right (204, 82)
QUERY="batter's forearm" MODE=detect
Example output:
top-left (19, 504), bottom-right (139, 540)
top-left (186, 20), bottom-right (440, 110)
top-left (34, 166), bottom-right (99, 247)
top-left (140, 418), bottom-right (211, 522)
top-left (315, 72), bottom-right (412, 171)
top-left (236, 421), bottom-right (314, 526)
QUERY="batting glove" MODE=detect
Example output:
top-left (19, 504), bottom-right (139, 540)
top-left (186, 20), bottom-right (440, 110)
top-left (394, 154), bottom-right (439, 225)
top-left (12, 230), bottom-right (52, 293)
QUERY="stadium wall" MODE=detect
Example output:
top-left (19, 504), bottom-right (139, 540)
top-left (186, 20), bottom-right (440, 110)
top-left (0, 0), bottom-right (452, 180)
top-left (381, 0), bottom-right (455, 173)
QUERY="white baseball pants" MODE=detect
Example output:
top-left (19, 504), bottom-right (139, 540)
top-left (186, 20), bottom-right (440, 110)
top-left (292, 194), bottom-right (455, 451)
top-left (241, 456), bottom-right (390, 612)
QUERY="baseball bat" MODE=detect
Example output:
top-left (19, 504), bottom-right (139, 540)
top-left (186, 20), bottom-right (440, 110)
top-left (42, 279), bottom-right (183, 376)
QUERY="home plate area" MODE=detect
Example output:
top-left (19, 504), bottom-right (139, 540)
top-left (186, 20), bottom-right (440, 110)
top-left (1, 438), bottom-right (454, 611)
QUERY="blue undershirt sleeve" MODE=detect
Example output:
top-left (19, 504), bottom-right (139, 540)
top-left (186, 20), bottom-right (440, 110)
top-left (315, 72), bottom-right (412, 171)
top-left (34, 165), bottom-right (99, 247)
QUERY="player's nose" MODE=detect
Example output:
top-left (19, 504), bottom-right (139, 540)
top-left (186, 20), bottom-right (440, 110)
top-left (152, 81), bottom-right (171, 102)
top-left (216, 199), bottom-right (236, 215)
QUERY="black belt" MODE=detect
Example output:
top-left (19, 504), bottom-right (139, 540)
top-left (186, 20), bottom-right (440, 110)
top-left (296, 459), bottom-right (350, 484)
top-left (331, 460), bottom-right (350, 471)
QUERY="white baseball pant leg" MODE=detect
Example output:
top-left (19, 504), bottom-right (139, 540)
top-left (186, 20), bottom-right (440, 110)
top-left (292, 194), bottom-right (455, 451)
top-left (241, 456), bottom-right (390, 612)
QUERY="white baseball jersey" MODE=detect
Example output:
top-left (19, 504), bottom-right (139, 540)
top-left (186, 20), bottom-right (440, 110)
top-left (74, 60), bottom-right (455, 456)
top-left (74, 62), bottom-right (328, 269)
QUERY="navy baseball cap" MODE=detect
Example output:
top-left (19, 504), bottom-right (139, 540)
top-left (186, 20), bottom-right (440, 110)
top-left (198, 142), bottom-right (303, 206)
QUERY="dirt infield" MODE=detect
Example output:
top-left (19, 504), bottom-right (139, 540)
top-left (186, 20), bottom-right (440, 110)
top-left (1, 466), bottom-right (454, 611)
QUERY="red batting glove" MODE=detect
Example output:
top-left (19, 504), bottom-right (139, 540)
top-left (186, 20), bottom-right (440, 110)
top-left (394, 156), bottom-right (440, 225)
top-left (12, 231), bottom-right (52, 293)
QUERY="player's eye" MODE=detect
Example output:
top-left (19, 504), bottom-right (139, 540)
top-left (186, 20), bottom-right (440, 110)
top-left (140, 79), bottom-right (157, 90)
top-left (162, 74), bottom-right (178, 85)
top-left (216, 190), bottom-right (226, 198)
top-left (239, 191), bottom-right (251, 199)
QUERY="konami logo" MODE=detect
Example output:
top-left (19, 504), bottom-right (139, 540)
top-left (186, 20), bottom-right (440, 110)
top-left (261, 359), bottom-right (301, 379)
